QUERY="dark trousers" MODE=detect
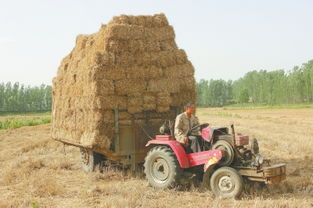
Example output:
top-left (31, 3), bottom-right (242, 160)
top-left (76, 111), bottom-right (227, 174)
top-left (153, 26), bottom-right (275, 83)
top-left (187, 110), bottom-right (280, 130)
top-left (186, 136), bottom-right (202, 153)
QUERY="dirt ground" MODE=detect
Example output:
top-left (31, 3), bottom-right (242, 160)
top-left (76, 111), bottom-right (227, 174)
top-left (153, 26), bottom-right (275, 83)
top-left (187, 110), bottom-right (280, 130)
top-left (0, 108), bottom-right (313, 208)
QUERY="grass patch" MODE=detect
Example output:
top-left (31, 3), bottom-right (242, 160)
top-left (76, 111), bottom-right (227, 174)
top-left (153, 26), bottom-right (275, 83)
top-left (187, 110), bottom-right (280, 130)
top-left (222, 103), bottom-right (313, 110)
top-left (202, 112), bottom-right (242, 118)
top-left (0, 112), bottom-right (51, 130)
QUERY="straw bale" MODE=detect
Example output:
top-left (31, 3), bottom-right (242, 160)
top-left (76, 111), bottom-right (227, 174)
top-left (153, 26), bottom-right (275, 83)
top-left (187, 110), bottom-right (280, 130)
top-left (71, 96), bottom-right (125, 110)
top-left (95, 51), bottom-right (115, 66)
top-left (126, 66), bottom-right (163, 79)
top-left (105, 39), bottom-right (162, 53)
top-left (111, 50), bottom-right (185, 68)
top-left (152, 13), bottom-right (169, 27)
top-left (147, 78), bottom-right (180, 93)
top-left (56, 55), bottom-right (71, 77)
top-left (105, 39), bottom-right (143, 53)
top-left (160, 39), bottom-right (177, 51)
top-left (52, 77), bottom-right (63, 98)
top-left (115, 79), bottom-right (147, 95)
top-left (180, 77), bottom-right (196, 90)
top-left (78, 110), bottom-right (114, 127)
top-left (175, 49), bottom-right (188, 64)
top-left (111, 52), bottom-right (135, 67)
top-left (157, 92), bottom-right (171, 106)
top-left (170, 93), bottom-right (182, 106)
top-left (105, 25), bottom-right (174, 41)
top-left (89, 66), bottom-right (126, 81)
top-left (102, 67), bottom-right (126, 80)
top-left (142, 93), bottom-right (156, 110)
top-left (89, 80), bottom-right (115, 96)
top-left (127, 92), bottom-right (144, 113)
top-left (52, 128), bottom-right (74, 143)
top-left (92, 24), bottom-right (107, 50)
top-left (111, 13), bottom-right (169, 27)
top-left (105, 24), bottom-right (144, 40)
top-left (111, 15), bottom-right (132, 25)
top-left (178, 90), bottom-right (196, 106)
top-left (151, 51), bottom-right (176, 68)
top-left (119, 120), bottom-right (132, 125)
top-left (180, 61), bottom-right (195, 76)
top-left (143, 40), bottom-right (161, 52)
top-left (163, 65), bottom-right (182, 78)
top-left (157, 106), bottom-right (170, 113)
top-left (127, 96), bottom-right (143, 106)
top-left (62, 84), bottom-right (83, 97)
top-left (91, 96), bottom-right (127, 110)
top-left (76, 35), bottom-right (89, 50)
top-left (128, 106), bottom-right (143, 114)
top-left (143, 94), bottom-right (156, 104)
top-left (125, 66), bottom-right (146, 79)
top-left (80, 129), bottom-right (112, 150)
top-left (144, 26), bottom-right (175, 41)
top-left (52, 13), bottom-right (196, 151)
top-left (143, 104), bottom-right (156, 111)
top-left (119, 112), bottom-right (132, 120)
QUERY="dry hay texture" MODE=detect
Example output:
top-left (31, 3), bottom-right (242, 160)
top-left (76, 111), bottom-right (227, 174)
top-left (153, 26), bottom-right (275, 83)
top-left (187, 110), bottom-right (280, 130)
top-left (52, 14), bottom-right (196, 151)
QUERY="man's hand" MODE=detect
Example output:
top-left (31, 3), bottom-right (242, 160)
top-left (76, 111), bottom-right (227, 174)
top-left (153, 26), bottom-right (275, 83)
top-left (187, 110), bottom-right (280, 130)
top-left (182, 137), bottom-right (189, 145)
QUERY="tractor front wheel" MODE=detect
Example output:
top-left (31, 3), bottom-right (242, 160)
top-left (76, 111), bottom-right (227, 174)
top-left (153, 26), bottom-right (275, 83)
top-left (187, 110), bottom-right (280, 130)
top-left (144, 146), bottom-right (181, 189)
top-left (210, 167), bottom-right (243, 199)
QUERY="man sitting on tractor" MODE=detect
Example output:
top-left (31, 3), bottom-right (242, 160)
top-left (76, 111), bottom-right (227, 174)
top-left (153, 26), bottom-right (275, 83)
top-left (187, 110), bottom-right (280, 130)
top-left (174, 102), bottom-right (202, 153)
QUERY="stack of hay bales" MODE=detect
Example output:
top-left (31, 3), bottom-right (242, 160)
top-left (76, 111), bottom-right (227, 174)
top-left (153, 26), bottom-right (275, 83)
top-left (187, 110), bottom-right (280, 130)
top-left (52, 14), bottom-right (196, 152)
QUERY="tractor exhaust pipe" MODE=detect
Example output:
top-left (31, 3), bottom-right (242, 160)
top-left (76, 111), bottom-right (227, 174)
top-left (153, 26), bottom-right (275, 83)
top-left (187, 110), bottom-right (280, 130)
top-left (231, 124), bottom-right (244, 159)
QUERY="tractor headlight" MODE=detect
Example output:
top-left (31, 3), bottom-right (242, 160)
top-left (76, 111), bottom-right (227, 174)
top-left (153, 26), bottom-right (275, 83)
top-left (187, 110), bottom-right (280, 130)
top-left (255, 154), bottom-right (264, 166)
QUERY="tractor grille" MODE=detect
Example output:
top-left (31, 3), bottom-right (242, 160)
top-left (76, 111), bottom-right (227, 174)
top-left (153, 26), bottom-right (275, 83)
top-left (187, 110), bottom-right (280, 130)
top-left (263, 163), bottom-right (286, 177)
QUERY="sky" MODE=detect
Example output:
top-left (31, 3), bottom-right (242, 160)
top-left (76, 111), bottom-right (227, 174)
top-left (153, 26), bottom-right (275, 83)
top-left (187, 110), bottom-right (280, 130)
top-left (0, 0), bottom-right (313, 86)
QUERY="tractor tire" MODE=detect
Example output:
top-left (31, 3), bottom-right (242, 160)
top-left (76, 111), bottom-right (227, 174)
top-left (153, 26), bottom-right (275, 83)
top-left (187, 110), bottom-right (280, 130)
top-left (210, 167), bottom-right (243, 199)
top-left (80, 148), bottom-right (106, 173)
top-left (144, 146), bottom-right (181, 189)
top-left (212, 140), bottom-right (234, 166)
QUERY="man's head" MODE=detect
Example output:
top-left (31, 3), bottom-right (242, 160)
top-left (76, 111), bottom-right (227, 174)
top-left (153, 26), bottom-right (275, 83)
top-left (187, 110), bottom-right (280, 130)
top-left (184, 102), bottom-right (195, 116)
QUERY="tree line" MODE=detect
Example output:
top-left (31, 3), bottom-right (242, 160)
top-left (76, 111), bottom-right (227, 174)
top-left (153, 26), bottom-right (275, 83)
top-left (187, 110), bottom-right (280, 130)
top-left (0, 82), bottom-right (52, 113)
top-left (2, 59), bottom-right (313, 112)
top-left (197, 59), bottom-right (313, 107)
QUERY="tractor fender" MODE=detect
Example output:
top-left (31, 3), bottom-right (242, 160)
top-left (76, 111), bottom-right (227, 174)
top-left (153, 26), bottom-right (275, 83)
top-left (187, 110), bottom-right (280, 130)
top-left (203, 149), bottom-right (223, 172)
top-left (146, 140), bottom-right (190, 168)
top-left (201, 163), bottom-right (217, 191)
top-left (201, 150), bottom-right (223, 190)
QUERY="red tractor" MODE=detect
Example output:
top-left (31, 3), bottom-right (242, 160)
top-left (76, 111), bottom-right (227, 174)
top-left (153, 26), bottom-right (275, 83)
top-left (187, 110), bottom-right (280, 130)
top-left (143, 124), bottom-right (286, 199)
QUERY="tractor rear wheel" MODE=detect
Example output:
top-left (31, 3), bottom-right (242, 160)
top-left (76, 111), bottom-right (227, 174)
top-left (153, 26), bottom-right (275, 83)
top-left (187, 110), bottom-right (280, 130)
top-left (210, 167), bottom-right (243, 199)
top-left (212, 140), bottom-right (234, 166)
top-left (144, 146), bottom-right (181, 189)
top-left (80, 148), bottom-right (106, 173)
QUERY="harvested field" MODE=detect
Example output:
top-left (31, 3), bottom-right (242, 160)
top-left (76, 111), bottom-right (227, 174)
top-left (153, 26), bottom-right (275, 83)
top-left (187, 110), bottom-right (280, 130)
top-left (0, 108), bottom-right (313, 207)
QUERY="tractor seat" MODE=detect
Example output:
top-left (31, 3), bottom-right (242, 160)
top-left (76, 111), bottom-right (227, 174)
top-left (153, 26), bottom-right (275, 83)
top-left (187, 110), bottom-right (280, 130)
top-left (155, 135), bottom-right (173, 141)
top-left (159, 120), bottom-right (175, 137)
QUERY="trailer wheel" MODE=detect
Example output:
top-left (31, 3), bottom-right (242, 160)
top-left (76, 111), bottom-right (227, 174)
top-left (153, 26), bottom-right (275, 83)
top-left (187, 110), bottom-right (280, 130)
top-left (210, 167), bottom-right (243, 199)
top-left (212, 140), bottom-right (234, 166)
top-left (80, 148), bottom-right (106, 173)
top-left (144, 146), bottom-right (181, 189)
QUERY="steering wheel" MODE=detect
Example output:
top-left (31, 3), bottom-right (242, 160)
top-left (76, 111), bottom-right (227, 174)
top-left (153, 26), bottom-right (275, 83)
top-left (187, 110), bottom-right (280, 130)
top-left (190, 123), bottom-right (209, 131)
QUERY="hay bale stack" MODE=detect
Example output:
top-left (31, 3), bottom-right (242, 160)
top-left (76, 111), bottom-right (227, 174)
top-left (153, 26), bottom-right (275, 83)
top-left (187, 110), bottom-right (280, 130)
top-left (52, 14), bottom-right (196, 151)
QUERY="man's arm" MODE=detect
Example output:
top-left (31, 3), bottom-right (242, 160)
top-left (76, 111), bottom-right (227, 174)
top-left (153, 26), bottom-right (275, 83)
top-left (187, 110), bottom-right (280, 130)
top-left (194, 116), bottom-right (200, 126)
top-left (191, 116), bottom-right (201, 135)
top-left (174, 115), bottom-right (187, 144)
